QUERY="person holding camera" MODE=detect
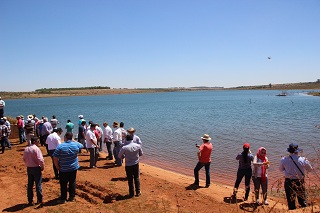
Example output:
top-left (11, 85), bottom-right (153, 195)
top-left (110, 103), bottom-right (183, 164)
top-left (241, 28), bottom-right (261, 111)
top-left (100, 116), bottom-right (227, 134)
top-left (193, 134), bottom-right (213, 188)
top-left (231, 143), bottom-right (254, 201)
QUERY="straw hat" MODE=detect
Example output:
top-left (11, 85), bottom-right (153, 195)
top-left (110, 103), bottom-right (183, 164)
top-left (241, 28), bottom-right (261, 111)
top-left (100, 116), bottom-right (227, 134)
top-left (201, 134), bottom-right (211, 141)
top-left (127, 127), bottom-right (136, 133)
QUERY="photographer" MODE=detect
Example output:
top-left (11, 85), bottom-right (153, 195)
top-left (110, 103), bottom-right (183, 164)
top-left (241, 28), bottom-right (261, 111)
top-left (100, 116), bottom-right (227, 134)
top-left (193, 134), bottom-right (213, 188)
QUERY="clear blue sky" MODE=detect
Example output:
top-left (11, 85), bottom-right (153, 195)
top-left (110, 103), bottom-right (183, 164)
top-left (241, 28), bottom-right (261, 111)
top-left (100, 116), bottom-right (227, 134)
top-left (1, 0), bottom-right (319, 92)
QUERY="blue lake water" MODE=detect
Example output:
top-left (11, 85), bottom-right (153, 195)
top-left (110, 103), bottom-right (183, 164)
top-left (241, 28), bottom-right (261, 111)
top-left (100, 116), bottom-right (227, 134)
top-left (5, 90), bottom-right (320, 186)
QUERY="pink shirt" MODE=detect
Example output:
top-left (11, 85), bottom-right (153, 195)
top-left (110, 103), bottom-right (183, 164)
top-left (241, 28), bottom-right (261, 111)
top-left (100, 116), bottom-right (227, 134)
top-left (199, 142), bottom-right (213, 163)
top-left (23, 144), bottom-right (45, 169)
top-left (17, 119), bottom-right (24, 128)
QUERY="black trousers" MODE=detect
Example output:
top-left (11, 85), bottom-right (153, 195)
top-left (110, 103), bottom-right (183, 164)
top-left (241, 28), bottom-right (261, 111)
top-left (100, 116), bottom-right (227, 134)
top-left (59, 170), bottom-right (77, 201)
top-left (48, 149), bottom-right (59, 179)
top-left (125, 163), bottom-right (140, 196)
top-left (284, 178), bottom-right (308, 210)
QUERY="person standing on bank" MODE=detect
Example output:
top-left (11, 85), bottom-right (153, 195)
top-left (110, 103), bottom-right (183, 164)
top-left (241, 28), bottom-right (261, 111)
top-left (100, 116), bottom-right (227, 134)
top-left (103, 122), bottom-right (113, 160)
top-left (53, 132), bottom-right (83, 203)
top-left (279, 143), bottom-right (313, 210)
top-left (78, 120), bottom-right (87, 151)
top-left (25, 118), bottom-right (35, 146)
top-left (2, 117), bottom-right (12, 149)
top-left (0, 120), bottom-right (10, 153)
top-left (118, 134), bottom-right (143, 197)
top-left (17, 116), bottom-right (25, 144)
top-left (42, 117), bottom-right (53, 154)
top-left (193, 134), bottom-right (213, 188)
top-left (46, 128), bottom-right (63, 179)
top-left (65, 120), bottom-right (74, 133)
top-left (112, 121), bottom-right (123, 166)
top-left (23, 137), bottom-right (45, 205)
top-left (232, 143), bottom-right (254, 201)
top-left (85, 123), bottom-right (99, 168)
top-left (252, 147), bottom-right (270, 205)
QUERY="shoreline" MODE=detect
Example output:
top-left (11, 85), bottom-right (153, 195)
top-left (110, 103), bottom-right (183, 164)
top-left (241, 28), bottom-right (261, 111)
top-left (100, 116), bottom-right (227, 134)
top-left (1, 81), bottom-right (320, 100)
top-left (1, 136), bottom-right (319, 212)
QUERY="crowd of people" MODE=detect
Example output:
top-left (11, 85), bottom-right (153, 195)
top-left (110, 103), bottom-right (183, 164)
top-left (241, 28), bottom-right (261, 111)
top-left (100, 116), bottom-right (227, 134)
top-left (0, 102), bottom-right (314, 210)
top-left (193, 134), bottom-right (313, 210)
top-left (0, 111), bottom-right (143, 206)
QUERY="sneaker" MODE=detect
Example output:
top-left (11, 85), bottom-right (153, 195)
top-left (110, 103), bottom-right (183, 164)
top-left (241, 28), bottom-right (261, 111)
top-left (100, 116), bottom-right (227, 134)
top-left (205, 185), bottom-right (210, 188)
top-left (193, 182), bottom-right (199, 186)
top-left (264, 200), bottom-right (269, 205)
top-left (135, 192), bottom-right (141, 197)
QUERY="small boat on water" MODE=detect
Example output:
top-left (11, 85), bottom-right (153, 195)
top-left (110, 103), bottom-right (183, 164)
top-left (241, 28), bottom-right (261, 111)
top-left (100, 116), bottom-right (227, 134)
top-left (276, 91), bottom-right (288, 96)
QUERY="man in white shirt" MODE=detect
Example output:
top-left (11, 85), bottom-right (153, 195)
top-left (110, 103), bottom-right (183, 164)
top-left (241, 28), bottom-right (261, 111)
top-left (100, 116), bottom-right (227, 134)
top-left (103, 122), bottom-right (113, 160)
top-left (85, 123), bottom-right (99, 168)
top-left (46, 128), bottom-right (63, 179)
top-left (112, 121), bottom-right (122, 166)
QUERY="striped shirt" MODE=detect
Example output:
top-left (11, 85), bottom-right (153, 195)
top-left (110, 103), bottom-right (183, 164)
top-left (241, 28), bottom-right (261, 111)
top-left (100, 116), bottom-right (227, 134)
top-left (52, 140), bottom-right (83, 172)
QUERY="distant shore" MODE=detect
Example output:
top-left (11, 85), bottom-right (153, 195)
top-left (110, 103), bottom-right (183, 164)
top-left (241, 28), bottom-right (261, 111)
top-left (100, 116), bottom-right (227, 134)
top-left (1, 81), bottom-right (320, 100)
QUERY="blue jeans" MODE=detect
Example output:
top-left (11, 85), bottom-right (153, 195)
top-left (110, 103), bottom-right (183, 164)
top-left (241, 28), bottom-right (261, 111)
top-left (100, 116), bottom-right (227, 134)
top-left (125, 163), bottom-right (140, 196)
top-left (1, 136), bottom-right (10, 153)
top-left (27, 167), bottom-right (43, 203)
top-left (194, 162), bottom-right (211, 186)
top-left (113, 141), bottom-right (122, 166)
top-left (59, 170), bottom-right (77, 201)
top-left (19, 128), bottom-right (25, 144)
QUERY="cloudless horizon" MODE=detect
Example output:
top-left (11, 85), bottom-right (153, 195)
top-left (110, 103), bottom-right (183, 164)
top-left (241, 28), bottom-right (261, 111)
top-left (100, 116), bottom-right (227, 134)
top-left (1, 1), bottom-right (319, 92)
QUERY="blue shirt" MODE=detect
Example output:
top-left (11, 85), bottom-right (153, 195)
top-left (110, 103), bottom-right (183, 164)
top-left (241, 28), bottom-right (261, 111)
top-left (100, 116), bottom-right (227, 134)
top-left (118, 140), bottom-right (143, 166)
top-left (52, 140), bottom-right (83, 172)
top-left (279, 153), bottom-right (313, 179)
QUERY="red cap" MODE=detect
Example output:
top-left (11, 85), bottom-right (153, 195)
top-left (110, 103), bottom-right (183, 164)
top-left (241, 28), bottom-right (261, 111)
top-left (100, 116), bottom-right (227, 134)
top-left (243, 143), bottom-right (250, 149)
